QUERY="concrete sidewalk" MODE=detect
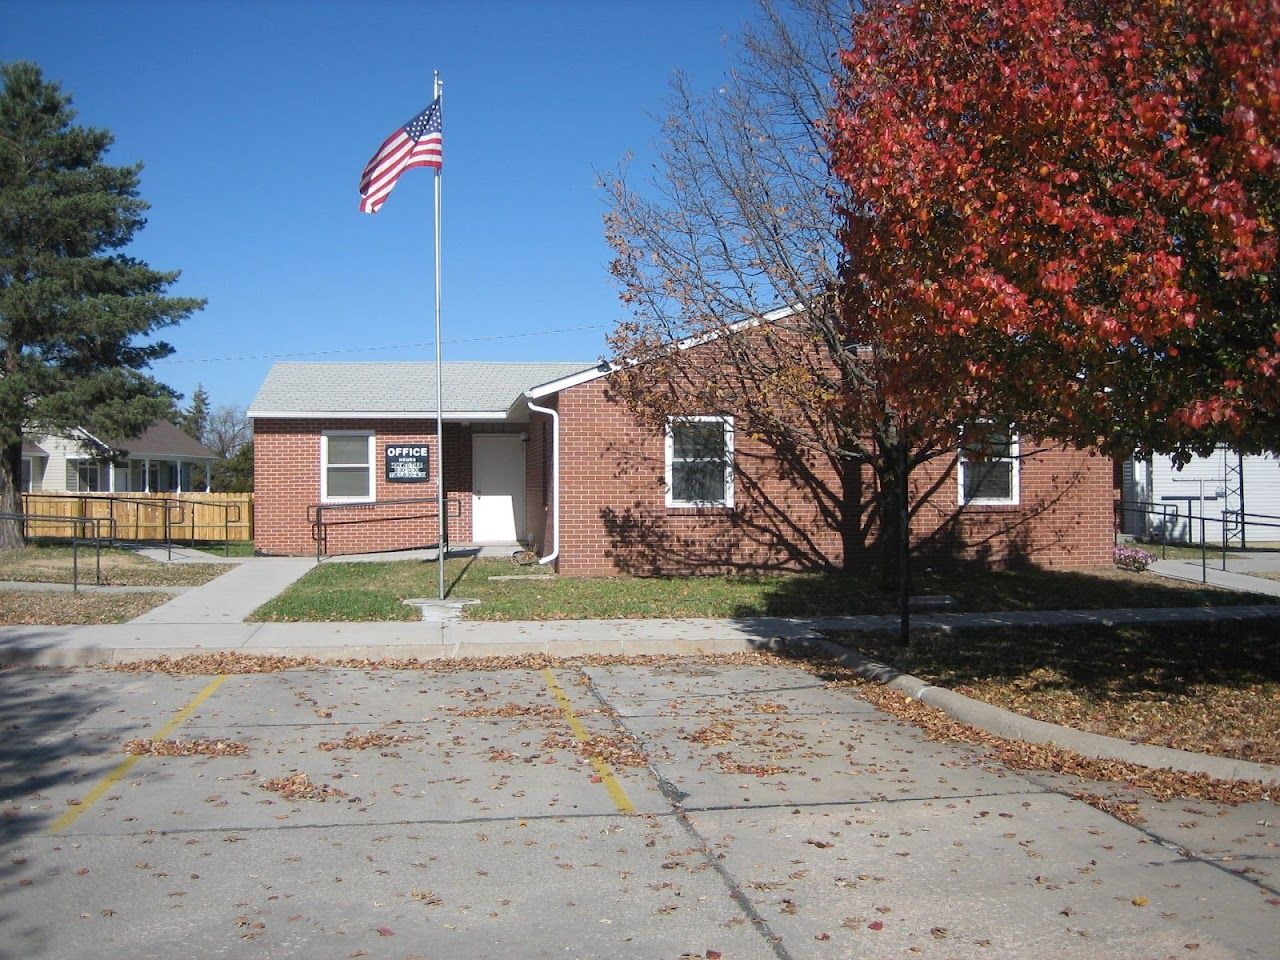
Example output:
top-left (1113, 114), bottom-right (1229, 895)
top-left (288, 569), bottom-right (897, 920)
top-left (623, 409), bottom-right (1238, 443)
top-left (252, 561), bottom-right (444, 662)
top-left (126, 556), bottom-right (316, 624)
top-left (1150, 556), bottom-right (1280, 595)
top-left (2, 603), bottom-right (1278, 667)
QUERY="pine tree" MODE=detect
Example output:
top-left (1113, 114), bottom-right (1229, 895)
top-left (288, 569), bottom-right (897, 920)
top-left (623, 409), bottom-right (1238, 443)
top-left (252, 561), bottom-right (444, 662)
top-left (180, 385), bottom-right (211, 443)
top-left (0, 62), bottom-right (204, 547)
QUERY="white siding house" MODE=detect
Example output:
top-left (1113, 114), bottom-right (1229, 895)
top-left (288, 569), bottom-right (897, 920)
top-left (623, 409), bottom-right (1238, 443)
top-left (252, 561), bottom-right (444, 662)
top-left (23, 422), bottom-right (218, 494)
top-left (1121, 448), bottom-right (1280, 545)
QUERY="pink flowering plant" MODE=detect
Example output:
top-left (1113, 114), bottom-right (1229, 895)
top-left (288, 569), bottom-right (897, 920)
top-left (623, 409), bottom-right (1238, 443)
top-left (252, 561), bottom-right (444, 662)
top-left (1113, 544), bottom-right (1155, 573)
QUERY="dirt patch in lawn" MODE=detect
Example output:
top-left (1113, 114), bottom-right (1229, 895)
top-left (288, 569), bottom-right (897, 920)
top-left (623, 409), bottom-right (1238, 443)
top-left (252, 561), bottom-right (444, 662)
top-left (0, 545), bottom-right (227, 587)
top-left (0, 589), bottom-right (173, 624)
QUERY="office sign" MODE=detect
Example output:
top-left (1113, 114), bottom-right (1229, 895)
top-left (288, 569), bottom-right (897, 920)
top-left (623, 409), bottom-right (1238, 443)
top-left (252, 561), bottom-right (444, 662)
top-left (385, 445), bottom-right (430, 483)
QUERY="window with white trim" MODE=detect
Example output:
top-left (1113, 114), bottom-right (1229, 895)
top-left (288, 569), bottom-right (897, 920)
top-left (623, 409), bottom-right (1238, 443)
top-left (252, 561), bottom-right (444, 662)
top-left (76, 461), bottom-right (103, 492)
top-left (958, 419), bottom-right (1019, 505)
top-left (322, 432), bottom-right (375, 502)
top-left (665, 416), bottom-right (734, 508)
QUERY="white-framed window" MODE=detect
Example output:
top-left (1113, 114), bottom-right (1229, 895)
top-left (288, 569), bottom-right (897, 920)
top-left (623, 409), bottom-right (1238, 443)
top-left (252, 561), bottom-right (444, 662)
top-left (76, 460), bottom-right (103, 492)
top-left (958, 419), bottom-right (1019, 506)
top-left (665, 416), bottom-right (734, 508)
top-left (321, 431), bottom-right (375, 503)
top-left (20, 457), bottom-right (33, 492)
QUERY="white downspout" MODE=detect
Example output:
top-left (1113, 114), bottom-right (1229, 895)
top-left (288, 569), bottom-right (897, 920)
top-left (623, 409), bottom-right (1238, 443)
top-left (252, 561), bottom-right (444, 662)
top-left (525, 398), bottom-right (559, 566)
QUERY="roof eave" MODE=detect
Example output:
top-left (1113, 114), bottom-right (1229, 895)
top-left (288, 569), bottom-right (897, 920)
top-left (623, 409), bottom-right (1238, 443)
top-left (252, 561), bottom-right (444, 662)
top-left (521, 304), bottom-right (800, 401)
top-left (246, 409), bottom-right (513, 421)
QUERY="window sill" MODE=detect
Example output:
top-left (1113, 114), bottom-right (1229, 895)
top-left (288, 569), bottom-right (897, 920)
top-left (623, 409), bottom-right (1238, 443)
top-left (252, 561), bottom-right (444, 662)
top-left (666, 503), bottom-right (735, 515)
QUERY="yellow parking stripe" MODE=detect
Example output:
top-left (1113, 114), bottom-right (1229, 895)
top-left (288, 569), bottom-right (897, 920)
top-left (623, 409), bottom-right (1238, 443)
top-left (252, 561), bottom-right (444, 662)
top-left (49, 675), bottom-right (227, 834)
top-left (541, 668), bottom-right (636, 814)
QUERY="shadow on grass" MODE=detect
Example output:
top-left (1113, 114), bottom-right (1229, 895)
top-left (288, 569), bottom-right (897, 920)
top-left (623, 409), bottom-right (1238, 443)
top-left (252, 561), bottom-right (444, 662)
top-left (834, 620), bottom-right (1280, 699)
top-left (444, 552), bottom-right (477, 599)
top-left (726, 559), bottom-right (1273, 620)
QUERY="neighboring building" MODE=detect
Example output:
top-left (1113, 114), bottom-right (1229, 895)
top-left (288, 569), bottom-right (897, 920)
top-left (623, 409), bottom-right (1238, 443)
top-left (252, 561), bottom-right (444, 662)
top-left (23, 420), bottom-right (219, 494)
top-left (249, 358), bottom-right (1114, 572)
top-left (1120, 448), bottom-right (1280, 545)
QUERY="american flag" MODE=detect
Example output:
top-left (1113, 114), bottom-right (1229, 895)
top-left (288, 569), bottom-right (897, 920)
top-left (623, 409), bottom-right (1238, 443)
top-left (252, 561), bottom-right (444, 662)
top-left (358, 97), bottom-right (443, 214)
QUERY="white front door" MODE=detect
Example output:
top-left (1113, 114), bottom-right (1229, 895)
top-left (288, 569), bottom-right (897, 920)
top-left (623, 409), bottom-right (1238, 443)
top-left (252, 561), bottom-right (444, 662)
top-left (472, 434), bottom-right (525, 543)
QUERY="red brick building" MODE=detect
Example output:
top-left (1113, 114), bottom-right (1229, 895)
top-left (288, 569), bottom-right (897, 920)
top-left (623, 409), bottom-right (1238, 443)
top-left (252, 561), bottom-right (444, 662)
top-left (249, 358), bottom-right (1113, 572)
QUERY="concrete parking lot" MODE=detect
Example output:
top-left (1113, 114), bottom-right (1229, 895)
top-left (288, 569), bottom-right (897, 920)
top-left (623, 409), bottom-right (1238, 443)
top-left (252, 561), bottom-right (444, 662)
top-left (1, 657), bottom-right (1277, 959)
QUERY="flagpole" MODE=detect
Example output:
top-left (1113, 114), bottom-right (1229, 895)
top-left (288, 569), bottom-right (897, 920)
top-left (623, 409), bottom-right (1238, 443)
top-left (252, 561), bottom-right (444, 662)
top-left (433, 70), bottom-right (446, 601)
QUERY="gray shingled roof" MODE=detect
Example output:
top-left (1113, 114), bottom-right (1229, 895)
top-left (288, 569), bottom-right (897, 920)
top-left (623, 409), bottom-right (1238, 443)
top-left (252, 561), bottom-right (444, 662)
top-left (248, 361), bottom-right (598, 417)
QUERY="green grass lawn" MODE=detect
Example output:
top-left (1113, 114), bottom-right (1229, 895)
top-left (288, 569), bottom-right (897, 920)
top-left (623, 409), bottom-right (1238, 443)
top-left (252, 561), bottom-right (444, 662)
top-left (249, 555), bottom-right (1271, 623)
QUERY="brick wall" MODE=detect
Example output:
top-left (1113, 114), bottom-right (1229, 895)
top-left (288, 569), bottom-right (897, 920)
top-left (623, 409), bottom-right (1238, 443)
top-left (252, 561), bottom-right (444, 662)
top-left (524, 402), bottom-right (554, 558)
top-left (253, 418), bottom-right (474, 556)
top-left (552, 378), bottom-right (1113, 576)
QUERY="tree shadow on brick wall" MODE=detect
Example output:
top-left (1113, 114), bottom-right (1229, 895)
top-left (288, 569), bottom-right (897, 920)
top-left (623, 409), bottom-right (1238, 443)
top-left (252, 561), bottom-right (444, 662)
top-left (680, 457), bottom-right (1197, 621)
top-left (599, 440), bottom-right (873, 576)
top-left (912, 457), bottom-right (1090, 570)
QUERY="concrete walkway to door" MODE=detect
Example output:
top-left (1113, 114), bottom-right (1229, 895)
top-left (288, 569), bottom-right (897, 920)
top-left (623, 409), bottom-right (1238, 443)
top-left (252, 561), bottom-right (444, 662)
top-left (127, 556), bottom-right (317, 624)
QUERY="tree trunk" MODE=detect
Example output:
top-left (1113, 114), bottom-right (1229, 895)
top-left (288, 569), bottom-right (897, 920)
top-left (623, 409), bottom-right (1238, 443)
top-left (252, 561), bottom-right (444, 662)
top-left (838, 456), bottom-right (866, 572)
top-left (0, 441), bottom-right (25, 551)
top-left (874, 436), bottom-right (912, 645)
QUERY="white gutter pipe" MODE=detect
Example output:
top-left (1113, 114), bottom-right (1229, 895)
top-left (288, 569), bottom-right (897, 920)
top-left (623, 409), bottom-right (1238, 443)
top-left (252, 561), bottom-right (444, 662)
top-left (525, 398), bottom-right (559, 566)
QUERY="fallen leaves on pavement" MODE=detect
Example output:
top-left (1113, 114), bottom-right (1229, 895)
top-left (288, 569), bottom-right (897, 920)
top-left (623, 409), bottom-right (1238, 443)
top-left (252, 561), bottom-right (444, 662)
top-left (541, 732), bottom-right (649, 768)
top-left (855, 684), bottom-right (1275, 814)
top-left (124, 738), bottom-right (248, 757)
top-left (317, 731), bottom-right (418, 751)
top-left (448, 702), bottom-right (562, 719)
top-left (261, 772), bottom-right (348, 801)
top-left (109, 651), bottom-right (791, 675)
top-left (961, 676), bottom-right (1280, 766)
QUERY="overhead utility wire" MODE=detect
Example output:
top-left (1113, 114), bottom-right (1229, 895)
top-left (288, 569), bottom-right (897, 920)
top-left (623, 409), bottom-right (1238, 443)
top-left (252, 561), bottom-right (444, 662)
top-left (155, 322), bottom-right (610, 365)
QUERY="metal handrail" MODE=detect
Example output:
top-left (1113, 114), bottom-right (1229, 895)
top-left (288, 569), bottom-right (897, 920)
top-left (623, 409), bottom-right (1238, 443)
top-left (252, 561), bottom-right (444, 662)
top-left (1115, 497), bottom-right (1280, 582)
top-left (308, 496), bottom-right (462, 562)
top-left (0, 511), bottom-right (111, 590)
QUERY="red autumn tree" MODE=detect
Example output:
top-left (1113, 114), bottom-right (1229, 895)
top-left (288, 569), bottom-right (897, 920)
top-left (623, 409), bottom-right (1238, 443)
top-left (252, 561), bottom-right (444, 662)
top-left (606, 1), bottom-right (1000, 607)
top-left (829, 0), bottom-right (1280, 461)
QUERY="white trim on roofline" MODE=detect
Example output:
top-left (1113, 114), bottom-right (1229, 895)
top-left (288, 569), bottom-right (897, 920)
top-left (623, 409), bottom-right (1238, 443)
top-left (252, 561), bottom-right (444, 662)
top-left (523, 303), bottom-right (801, 401)
top-left (247, 409), bottom-right (511, 421)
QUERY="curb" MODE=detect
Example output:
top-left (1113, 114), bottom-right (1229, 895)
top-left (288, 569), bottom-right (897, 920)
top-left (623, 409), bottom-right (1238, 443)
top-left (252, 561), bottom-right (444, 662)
top-left (799, 636), bottom-right (1280, 787)
top-left (5, 629), bottom-right (1275, 788)
top-left (0, 637), bottom-right (765, 668)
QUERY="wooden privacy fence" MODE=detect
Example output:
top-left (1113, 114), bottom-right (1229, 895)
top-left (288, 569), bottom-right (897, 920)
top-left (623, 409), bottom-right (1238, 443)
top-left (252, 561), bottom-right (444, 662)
top-left (20, 492), bottom-right (253, 543)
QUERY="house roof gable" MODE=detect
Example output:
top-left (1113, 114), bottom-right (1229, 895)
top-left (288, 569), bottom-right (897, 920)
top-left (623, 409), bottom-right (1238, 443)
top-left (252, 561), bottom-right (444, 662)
top-left (105, 420), bottom-right (219, 460)
top-left (522, 304), bottom-right (797, 401)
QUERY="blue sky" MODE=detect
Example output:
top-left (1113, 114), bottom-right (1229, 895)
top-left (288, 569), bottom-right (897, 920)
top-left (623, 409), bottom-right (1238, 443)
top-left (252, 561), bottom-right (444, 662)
top-left (3, 0), bottom-right (760, 411)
